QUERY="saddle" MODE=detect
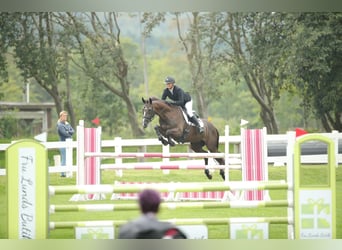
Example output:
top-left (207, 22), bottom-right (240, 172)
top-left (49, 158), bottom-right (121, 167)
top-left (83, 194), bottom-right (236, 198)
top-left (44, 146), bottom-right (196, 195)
top-left (180, 107), bottom-right (203, 127)
top-left (179, 107), bottom-right (193, 125)
top-left (177, 107), bottom-right (204, 143)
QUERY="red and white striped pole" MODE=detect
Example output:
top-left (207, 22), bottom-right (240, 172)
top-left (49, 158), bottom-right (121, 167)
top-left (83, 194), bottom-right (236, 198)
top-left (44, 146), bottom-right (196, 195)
top-left (71, 120), bottom-right (103, 201)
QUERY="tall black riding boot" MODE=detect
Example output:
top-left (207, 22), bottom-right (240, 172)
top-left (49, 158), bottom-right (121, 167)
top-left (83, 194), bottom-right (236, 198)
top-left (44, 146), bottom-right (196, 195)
top-left (190, 116), bottom-right (204, 133)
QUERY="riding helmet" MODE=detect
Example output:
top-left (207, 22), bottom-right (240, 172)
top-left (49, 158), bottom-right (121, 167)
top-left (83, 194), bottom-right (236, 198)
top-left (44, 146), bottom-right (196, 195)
top-left (164, 76), bottom-right (175, 84)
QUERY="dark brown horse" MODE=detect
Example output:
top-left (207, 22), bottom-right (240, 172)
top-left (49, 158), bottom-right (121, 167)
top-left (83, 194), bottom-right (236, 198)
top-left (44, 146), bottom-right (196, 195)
top-left (142, 97), bottom-right (225, 180)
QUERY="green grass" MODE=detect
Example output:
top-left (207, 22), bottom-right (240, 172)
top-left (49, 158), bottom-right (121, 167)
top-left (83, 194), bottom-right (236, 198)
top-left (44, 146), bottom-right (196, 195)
top-left (1, 165), bottom-right (341, 239)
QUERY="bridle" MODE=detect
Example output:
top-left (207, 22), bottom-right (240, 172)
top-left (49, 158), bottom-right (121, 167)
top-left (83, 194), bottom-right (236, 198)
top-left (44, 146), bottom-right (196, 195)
top-left (143, 104), bottom-right (155, 127)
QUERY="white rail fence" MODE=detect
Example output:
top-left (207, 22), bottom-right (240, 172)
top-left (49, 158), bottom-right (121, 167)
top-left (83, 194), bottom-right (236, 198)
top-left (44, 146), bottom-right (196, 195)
top-left (1, 130), bottom-right (341, 176)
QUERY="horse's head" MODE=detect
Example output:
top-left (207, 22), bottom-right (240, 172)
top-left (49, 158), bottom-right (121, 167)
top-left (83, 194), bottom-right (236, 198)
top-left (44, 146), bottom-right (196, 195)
top-left (142, 97), bottom-right (155, 128)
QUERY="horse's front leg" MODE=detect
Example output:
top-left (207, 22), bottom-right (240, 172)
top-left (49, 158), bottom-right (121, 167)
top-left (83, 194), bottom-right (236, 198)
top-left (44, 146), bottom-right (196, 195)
top-left (166, 135), bottom-right (176, 147)
top-left (154, 125), bottom-right (169, 146)
top-left (165, 127), bottom-right (183, 146)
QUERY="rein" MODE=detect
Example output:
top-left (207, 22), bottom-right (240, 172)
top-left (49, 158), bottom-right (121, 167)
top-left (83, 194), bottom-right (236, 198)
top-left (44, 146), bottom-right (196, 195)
top-left (143, 106), bottom-right (155, 123)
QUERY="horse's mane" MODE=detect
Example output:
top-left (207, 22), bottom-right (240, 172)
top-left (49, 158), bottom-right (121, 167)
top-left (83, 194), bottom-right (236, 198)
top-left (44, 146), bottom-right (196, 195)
top-left (150, 96), bottom-right (160, 101)
top-left (149, 96), bottom-right (172, 106)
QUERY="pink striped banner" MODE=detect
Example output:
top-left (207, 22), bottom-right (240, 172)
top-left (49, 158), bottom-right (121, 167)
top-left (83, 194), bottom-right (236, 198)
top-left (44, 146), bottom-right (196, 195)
top-left (112, 181), bottom-right (226, 201)
top-left (84, 128), bottom-right (100, 199)
top-left (178, 190), bottom-right (225, 200)
top-left (242, 128), bottom-right (266, 201)
top-left (113, 182), bottom-right (171, 199)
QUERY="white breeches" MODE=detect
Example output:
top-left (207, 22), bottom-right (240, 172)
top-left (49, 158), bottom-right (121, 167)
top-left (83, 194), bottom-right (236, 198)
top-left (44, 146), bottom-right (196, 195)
top-left (185, 100), bottom-right (194, 117)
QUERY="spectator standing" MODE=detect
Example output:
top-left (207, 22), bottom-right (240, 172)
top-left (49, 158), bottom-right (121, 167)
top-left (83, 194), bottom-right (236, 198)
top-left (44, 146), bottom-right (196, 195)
top-left (56, 110), bottom-right (74, 177)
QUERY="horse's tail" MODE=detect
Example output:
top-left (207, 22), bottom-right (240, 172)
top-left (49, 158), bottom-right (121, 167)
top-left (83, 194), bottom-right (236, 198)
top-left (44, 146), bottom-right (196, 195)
top-left (215, 127), bottom-right (220, 150)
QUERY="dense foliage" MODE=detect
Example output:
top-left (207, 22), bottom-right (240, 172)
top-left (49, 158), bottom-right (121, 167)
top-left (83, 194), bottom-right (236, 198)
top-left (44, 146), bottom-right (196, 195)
top-left (0, 12), bottom-right (341, 139)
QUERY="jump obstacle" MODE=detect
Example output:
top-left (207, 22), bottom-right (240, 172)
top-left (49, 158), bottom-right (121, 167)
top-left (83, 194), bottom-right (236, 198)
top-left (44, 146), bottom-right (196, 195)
top-left (74, 121), bottom-right (270, 201)
top-left (48, 180), bottom-right (292, 240)
top-left (71, 120), bottom-right (103, 201)
top-left (5, 123), bottom-right (338, 239)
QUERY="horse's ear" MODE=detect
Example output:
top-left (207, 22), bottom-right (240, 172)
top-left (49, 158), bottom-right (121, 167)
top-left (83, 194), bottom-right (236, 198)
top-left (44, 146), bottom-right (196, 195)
top-left (142, 97), bottom-right (145, 103)
top-left (149, 98), bottom-right (152, 104)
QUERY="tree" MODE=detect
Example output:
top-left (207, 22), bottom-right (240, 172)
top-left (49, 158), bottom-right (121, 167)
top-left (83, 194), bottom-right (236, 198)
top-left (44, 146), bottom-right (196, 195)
top-left (290, 13), bottom-right (342, 132)
top-left (215, 13), bottom-right (295, 134)
top-left (142, 12), bottom-right (223, 119)
top-left (56, 12), bottom-right (144, 137)
top-left (0, 12), bottom-right (77, 128)
top-left (174, 12), bottom-right (220, 118)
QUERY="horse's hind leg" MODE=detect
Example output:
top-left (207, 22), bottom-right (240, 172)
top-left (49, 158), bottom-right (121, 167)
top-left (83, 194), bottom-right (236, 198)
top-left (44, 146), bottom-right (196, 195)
top-left (207, 138), bottom-right (226, 180)
top-left (204, 158), bottom-right (212, 180)
top-left (191, 142), bottom-right (212, 180)
top-left (214, 158), bottom-right (225, 180)
top-left (219, 169), bottom-right (225, 180)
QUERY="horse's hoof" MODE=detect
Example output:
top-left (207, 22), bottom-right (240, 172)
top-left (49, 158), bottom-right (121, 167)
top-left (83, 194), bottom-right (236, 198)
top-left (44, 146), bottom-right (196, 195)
top-left (219, 170), bottom-right (225, 180)
top-left (205, 169), bottom-right (212, 180)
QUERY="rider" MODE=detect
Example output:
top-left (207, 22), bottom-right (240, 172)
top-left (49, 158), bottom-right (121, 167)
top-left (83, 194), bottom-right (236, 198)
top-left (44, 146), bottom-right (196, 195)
top-left (161, 76), bottom-right (204, 133)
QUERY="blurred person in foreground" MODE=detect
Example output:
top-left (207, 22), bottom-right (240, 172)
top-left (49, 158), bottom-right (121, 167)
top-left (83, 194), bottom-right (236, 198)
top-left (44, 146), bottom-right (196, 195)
top-left (118, 189), bottom-right (187, 239)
